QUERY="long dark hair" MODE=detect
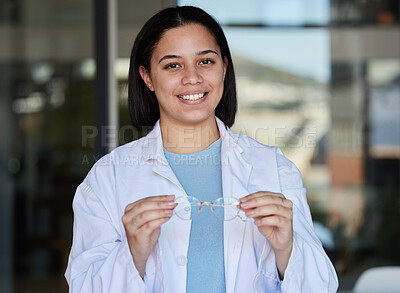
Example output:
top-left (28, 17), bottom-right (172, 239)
top-left (128, 6), bottom-right (237, 131)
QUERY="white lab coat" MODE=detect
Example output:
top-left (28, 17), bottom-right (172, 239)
top-left (65, 118), bottom-right (338, 293)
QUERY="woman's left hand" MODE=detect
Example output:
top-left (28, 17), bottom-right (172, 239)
top-left (240, 191), bottom-right (293, 278)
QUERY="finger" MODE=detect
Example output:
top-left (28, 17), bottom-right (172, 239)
top-left (136, 217), bottom-right (172, 235)
top-left (124, 196), bottom-right (176, 218)
top-left (134, 208), bottom-right (174, 228)
top-left (134, 199), bottom-right (176, 215)
top-left (240, 194), bottom-right (289, 209)
top-left (126, 194), bottom-right (175, 212)
top-left (241, 199), bottom-right (293, 213)
top-left (245, 204), bottom-right (293, 219)
top-left (125, 195), bottom-right (175, 213)
top-left (124, 215), bottom-right (171, 239)
top-left (240, 191), bottom-right (282, 202)
top-left (250, 197), bottom-right (293, 209)
top-left (125, 208), bottom-right (173, 233)
top-left (121, 202), bottom-right (176, 228)
top-left (254, 215), bottom-right (291, 228)
top-left (123, 202), bottom-right (174, 228)
top-left (281, 198), bottom-right (293, 209)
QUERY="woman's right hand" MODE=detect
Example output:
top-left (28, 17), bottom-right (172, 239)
top-left (122, 195), bottom-right (176, 278)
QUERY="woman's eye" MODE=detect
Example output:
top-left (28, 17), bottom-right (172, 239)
top-left (200, 59), bottom-right (214, 65)
top-left (165, 63), bottom-right (180, 69)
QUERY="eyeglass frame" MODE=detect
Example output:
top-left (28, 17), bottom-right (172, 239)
top-left (174, 195), bottom-right (246, 222)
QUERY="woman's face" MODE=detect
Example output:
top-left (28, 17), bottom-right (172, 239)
top-left (140, 24), bottom-right (227, 128)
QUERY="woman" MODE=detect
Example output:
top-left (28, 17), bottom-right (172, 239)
top-left (65, 6), bottom-right (338, 293)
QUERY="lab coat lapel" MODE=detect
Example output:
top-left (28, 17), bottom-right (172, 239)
top-left (141, 122), bottom-right (190, 293)
top-left (218, 119), bottom-right (252, 292)
top-left (141, 121), bottom-right (183, 190)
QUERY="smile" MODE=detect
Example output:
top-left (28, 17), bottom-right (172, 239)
top-left (178, 92), bottom-right (207, 101)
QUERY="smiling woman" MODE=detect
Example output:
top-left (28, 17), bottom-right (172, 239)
top-left (138, 24), bottom-right (227, 140)
top-left (65, 6), bottom-right (338, 293)
top-left (128, 6), bottom-right (237, 134)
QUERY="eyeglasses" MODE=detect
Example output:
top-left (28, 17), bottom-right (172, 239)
top-left (174, 196), bottom-right (246, 222)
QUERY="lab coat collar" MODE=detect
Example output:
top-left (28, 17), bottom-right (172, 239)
top-left (141, 120), bottom-right (166, 163)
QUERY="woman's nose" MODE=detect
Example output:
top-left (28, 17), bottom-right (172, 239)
top-left (182, 66), bottom-right (203, 85)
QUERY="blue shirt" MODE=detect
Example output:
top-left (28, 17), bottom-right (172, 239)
top-left (164, 139), bottom-right (225, 293)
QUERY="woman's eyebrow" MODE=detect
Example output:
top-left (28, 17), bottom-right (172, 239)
top-left (198, 49), bottom-right (219, 56)
top-left (158, 50), bottom-right (219, 64)
top-left (158, 55), bottom-right (181, 63)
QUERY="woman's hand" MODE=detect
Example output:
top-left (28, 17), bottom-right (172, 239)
top-left (240, 191), bottom-right (293, 278)
top-left (122, 195), bottom-right (176, 278)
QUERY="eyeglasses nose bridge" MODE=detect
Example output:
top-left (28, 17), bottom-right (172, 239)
top-left (198, 201), bottom-right (211, 212)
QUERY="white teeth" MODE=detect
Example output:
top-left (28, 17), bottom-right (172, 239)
top-left (179, 93), bottom-right (205, 100)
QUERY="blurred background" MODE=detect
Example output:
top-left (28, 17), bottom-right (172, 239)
top-left (0, 0), bottom-right (399, 292)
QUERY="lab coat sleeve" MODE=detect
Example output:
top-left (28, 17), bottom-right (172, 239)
top-left (64, 169), bottom-right (153, 292)
top-left (275, 149), bottom-right (339, 293)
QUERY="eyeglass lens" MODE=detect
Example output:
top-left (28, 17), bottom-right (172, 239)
top-left (213, 197), bottom-right (239, 221)
top-left (174, 196), bottom-right (240, 221)
top-left (174, 196), bottom-right (201, 220)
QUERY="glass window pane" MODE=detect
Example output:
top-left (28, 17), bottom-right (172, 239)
top-left (1, 0), bottom-right (94, 292)
top-left (175, 1), bottom-right (400, 292)
top-left (180, 0), bottom-right (330, 25)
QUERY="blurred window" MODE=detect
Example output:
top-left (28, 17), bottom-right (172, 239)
top-left (1, 0), bottom-right (94, 292)
top-left (179, 0), bottom-right (400, 291)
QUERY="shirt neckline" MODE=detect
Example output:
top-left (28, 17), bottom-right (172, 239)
top-left (163, 138), bottom-right (221, 157)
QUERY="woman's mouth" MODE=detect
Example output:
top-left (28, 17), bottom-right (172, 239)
top-left (178, 92), bottom-right (208, 101)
